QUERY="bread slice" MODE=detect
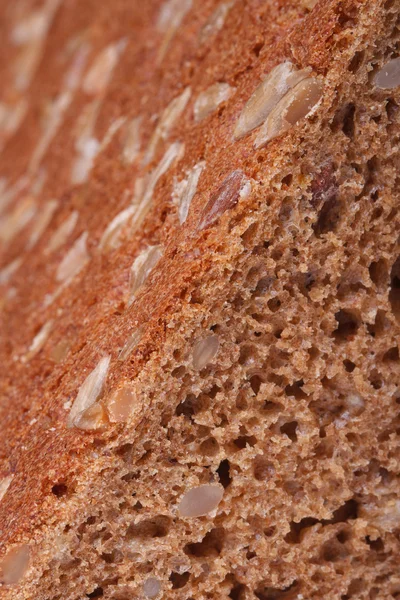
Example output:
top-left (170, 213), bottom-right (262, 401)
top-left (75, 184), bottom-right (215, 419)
top-left (0, 0), bottom-right (400, 598)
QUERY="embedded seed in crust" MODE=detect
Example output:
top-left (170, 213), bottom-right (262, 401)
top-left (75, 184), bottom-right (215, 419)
top-left (128, 246), bottom-right (163, 306)
top-left (194, 82), bottom-right (234, 123)
top-left (106, 384), bottom-right (138, 423)
top-left (374, 57), bottom-right (400, 89)
top-left (45, 211), bottom-right (79, 254)
top-left (99, 206), bottom-right (136, 252)
top-left (26, 199), bottom-right (58, 249)
top-left (198, 170), bottom-right (249, 230)
top-left (122, 116), bottom-right (142, 164)
top-left (234, 61), bottom-right (311, 140)
top-left (72, 403), bottom-right (109, 431)
top-left (118, 328), bottom-right (143, 361)
top-left (0, 545), bottom-right (30, 585)
top-left (0, 475), bottom-right (13, 503)
top-left (68, 356), bottom-right (111, 428)
top-left (192, 334), bottom-right (220, 370)
top-left (254, 76), bottom-right (323, 148)
top-left (56, 231), bottom-right (89, 283)
top-left (82, 40), bottom-right (126, 96)
top-left (143, 577), bottom-right (161, 598)
top-left (177, 484), bottom-right (224, 517)
top-left (199, 1), bottom-right (235, 44)
top-left (173, 161), bottom-right (205, 224)
top-left (143, 87), bottom-right (191, 165)
top-left (23, 320), bottom-right (54, 362)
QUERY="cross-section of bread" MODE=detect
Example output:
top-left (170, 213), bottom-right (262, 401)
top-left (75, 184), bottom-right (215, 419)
top-left (0, 0), bottom-right (400, 598)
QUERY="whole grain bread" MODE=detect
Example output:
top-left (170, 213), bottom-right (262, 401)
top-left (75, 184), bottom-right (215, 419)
top-left (0, 0), bottom-right (400, 598)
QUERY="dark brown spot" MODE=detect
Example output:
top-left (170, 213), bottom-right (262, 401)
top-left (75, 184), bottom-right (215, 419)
top-left (199, 170), bottom-right (245, 230)
top-left (310, 163), bottom-right (337, 209)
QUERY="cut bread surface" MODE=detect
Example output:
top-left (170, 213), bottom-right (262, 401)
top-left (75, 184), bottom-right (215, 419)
top-left (0, 0), bottom-right (400, 599)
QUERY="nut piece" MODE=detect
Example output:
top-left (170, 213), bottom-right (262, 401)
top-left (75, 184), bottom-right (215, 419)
top-left (177, 484), bottom-right (224, 517)
top-left (194, 83), bottom-right (234, 123)
top-left (72, 402), bottom-right (108, 431)
top-left (143, 577), bottom-right (161, 598)
top-left (254, 76), bottom-right (323, 148)
top-left (374, 57), bottom-right (400, 89)
top-left (192, 334), bottom-right (220, 370)
top-left (45, 210), bottom-right (79, 254)
top-left (128, 246), bottom-right (163, 306)
top-left (198, 170), bottom-right (248, 230)
top-left (0, 475), bottom-right (13, 502)
top-left (122, 116), bottom-right (142, 164)
top-left (68, 356), bottom-right (111, 428)
top-left (143, 87), bottom-right (191, 165)
top-left (173, 161), bottom-right (206, 224)
top-left (56, 231), bottom-right (89, 283)
top-left (234, 61), bottom-right (311, 140)
top-left (107, 383), bottom-right (137, 423)
top-left (0, 545), bottom-right (30, 585)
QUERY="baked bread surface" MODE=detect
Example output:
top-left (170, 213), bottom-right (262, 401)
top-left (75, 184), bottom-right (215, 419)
top-left (0, 0), bottom-right (399, 598)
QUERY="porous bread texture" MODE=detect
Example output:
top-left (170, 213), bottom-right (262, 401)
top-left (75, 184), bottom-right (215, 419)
top-left (0, 0), bottom-right (399, 599)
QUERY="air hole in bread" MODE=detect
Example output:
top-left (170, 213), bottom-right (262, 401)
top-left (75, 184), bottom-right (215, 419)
top-left (284, 380), bottom-right (307, 399)
top-left (343, 359), bottom-right (356, 372)
top-left (199, 437), bottom-right (220, 456)
top-left (184, 527), bottom-right (225, 557)
top-left (86, 587), bottom-right (103, 598)
top-left (169, 571), bottom-right (190, 589)
top-left (369, 258), bottom-right (388, 287)
top-left (389, 256), bottom-right (400, 321)
top-left (127, 515), bottom-right (171, 539)
top-left (233, 434), bottom-right (257, 450)
top-left (280, 421), bottom-right (298, 442)
top-left (348, 50), bottom-right (365, 73)
top-left (217, 459), bottom-right (232, 488)
top-left (333, 309), bottom-right (360, 341)
top-left (321, 538), bottom-right (349, 562)
top-left (253, 457), bottom-right (274, 481)
top-left (51, 483), bottom-right (68, 497)
top-left (229, 582), bottom-right (247, 600)
top-left (383, 346), bottom-right (399, 361)
top-left (255, 580), bottom-right (300, 600)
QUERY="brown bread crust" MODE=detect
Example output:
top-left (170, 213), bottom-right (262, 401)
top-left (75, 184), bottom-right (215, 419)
top-left (0, 0), bottom-right (399, 598)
